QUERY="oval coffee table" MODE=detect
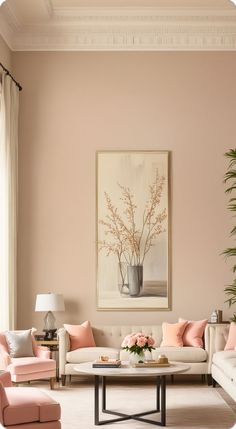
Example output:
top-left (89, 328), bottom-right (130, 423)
top-left (75, 362), bottom-right (190, 427)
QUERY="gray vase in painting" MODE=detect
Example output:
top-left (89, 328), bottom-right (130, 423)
top-left (127, 265), bottom-right (143, 297)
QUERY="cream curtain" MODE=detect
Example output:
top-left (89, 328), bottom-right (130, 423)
top-left (0, 72), bottom-right (19, 330)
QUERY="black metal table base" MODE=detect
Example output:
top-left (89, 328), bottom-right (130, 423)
top-left (94, 375), bottom-right (166, 426)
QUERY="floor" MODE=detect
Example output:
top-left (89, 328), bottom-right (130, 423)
top-left (32, 375), bottom-right (236, 428)
top-left (70, 373), bottom-right (236, 417)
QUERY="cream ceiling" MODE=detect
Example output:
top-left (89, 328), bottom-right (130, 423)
top-left (0, 0), bottom-right (235, 50)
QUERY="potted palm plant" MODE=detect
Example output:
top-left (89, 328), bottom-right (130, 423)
top-left (223, 148), bottom-right (236, 322)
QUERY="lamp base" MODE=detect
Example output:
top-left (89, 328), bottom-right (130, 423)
top-left (44, 310), bottom-right (56, 330)
top-left (43, 311), bottom-right (57, 340)
top-left (43, 329), bottom-right (57, 340)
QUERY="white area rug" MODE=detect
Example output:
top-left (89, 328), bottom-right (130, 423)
top-left (38, 382), bottom-right (236, 429)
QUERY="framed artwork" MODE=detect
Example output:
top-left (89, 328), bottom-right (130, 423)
top-left (96, 151), bottom-right (170, 310)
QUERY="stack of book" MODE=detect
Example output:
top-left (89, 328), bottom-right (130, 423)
top-left (92, 359), bottom-right (121, 368)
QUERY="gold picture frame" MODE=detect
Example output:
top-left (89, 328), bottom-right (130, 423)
top-left (96, 150), bottom-right (171, 311)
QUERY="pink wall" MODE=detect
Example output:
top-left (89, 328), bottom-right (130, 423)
top-left (13, 51), bottom-right (236, 331)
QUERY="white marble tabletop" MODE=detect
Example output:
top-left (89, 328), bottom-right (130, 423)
top-left (74, 361), bottom-right (190, 377)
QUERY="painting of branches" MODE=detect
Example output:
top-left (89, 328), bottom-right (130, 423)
top-left (96, 151), bottom-right (170, 310)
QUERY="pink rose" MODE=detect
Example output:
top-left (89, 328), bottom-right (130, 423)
top-left (122, 332), bottom-right (155, 350)
top-left (137, 337), bottom-right (147, 347)
top-left (121, 337), bottom-right (128, 347)
top-left (148, 337), bottom-right (155, 346)
top-left (121, 334), bottom-right (132, 347)
top-left (128, 336), bottom-right (136, 347)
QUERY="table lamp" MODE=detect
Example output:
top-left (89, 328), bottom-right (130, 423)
top-left (35, 293), bottom-right (65, 340)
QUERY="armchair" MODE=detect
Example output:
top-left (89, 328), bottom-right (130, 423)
top-left (0, 371), bottom-right (61, 428)
top-left (0, 331), bottom-right (56, 389)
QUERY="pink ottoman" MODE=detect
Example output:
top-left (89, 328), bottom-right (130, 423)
top-left (0, 372), bottom-right (61, 428)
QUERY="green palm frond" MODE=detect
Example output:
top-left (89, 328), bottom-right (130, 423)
top-left (228, 204), bottom-right (236, 211)
top-left (230, 226), bottom-right (236, 236)
top-left (230, 313), bottom-right (236, 322)
top-left (225, 149), bottom-right (236, 169)
top-left (225, 184), bottom-right (236, 194)
top-left (224, 170), bottom-right (236, 183)
top-left (225, 294), bottom-right (236, 307)
top-left (222, 248), bottom-right (236, 258)
top-left (225, 280), bottom-right (236, 306)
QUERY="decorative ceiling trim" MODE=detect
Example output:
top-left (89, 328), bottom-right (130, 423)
top-left (1, 3), bottom-right (236, 51)
top-left (10, 27), bottom-right (236, 52)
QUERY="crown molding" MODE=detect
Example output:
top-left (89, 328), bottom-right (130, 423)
top-left (1, 3), bottom-right (236, 51)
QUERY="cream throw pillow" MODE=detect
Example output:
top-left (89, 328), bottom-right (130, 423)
top-left (5, 329), bottom-right (34, 358)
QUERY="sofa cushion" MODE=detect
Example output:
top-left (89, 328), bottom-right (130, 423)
top-left (8, 357), bottom-right (56, 375)
top-left (152, 346), bottom-right (207, 362)
top-left (224, 323), bottom-right (236, 350)
top-left (179, 318), bottom-right (208, 348)
top-left (66, 347), bottom-right (119, 363)
top-left (5, 330), bottom-right (34, 358)
top-left (0, 334), bottom-right (10, 354)
top-left (160, 321), bottom-right (188, 347)
top-left (0, 381), bottom-right (9, 409)
top-left (64, 321), bottom-right (96, 351)
top-left (232, 368), bottom-right (236, 384)
top-left (4, 387), bottom-right (60, 426)
top-left (212, 350), bottom-right (236, 380)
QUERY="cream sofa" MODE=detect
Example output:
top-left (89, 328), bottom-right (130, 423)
top-left (58, 324), bottom-right (213, 386)
top-left (210, 323), bottom-right (236, 400)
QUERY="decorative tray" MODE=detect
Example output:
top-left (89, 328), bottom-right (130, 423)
top-left (133, 361), bottom-right (170, 368)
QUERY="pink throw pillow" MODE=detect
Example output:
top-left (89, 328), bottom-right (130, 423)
top-left (224, 323), bottom-right (236, 350)
top-left (64, 321), bottom-right (96, 351)
top-left (160, 321), bottom-right (188, 347)
top-left (179, 318), bottom-right (208, 348)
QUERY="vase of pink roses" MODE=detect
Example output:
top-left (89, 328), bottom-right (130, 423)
top-left (121, 332), bottom-right (155, 365)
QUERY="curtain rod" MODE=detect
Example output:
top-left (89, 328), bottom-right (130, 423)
top-left (0, 62), bottom-right (22, 91)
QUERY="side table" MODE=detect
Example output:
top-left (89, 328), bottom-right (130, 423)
top-left (35, 339), bottom-right (59, 381)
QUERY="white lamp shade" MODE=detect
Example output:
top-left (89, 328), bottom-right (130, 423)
top-left (35, 293), bottom-right (65, 312)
